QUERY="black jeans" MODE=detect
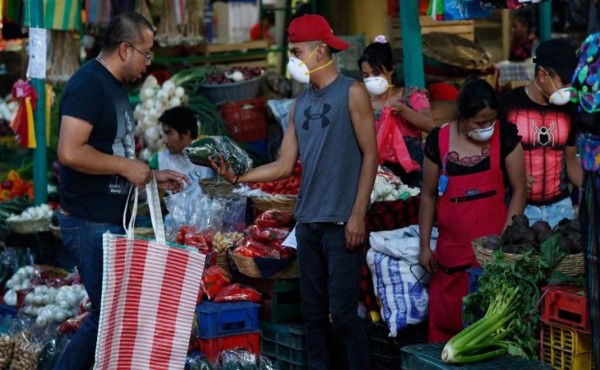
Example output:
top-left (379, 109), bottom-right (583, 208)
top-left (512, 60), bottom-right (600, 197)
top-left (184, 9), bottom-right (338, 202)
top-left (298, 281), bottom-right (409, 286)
top-left (295, 223), bottom-right (371, 370)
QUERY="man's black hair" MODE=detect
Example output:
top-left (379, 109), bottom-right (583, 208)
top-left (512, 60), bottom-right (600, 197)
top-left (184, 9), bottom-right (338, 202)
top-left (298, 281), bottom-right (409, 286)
top-left (158, 106), bottom-right (198, 138)
top-left (102, 11), bottom-right (154, 53)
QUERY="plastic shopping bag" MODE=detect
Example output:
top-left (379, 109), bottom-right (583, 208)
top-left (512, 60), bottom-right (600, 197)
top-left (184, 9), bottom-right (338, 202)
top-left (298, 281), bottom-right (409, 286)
top-left (376, 108), bottom-right (420, 174)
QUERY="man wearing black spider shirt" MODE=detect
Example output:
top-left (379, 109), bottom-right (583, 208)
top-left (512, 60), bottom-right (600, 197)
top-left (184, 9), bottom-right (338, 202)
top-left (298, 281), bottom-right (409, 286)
top-left (498, 38), bottom-right (583, 228)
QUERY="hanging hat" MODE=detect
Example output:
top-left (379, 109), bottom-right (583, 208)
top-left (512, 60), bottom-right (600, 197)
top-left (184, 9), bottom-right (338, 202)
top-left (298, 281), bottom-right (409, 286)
top-left (287, 15), bottom-right (349, 52)
top-left (571, 33), bottom-right (600, 113)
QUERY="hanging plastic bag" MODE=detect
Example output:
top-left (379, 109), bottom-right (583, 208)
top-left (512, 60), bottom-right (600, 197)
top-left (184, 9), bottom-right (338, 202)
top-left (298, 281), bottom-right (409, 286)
top-left (377, 108), bottom-right (420, 174)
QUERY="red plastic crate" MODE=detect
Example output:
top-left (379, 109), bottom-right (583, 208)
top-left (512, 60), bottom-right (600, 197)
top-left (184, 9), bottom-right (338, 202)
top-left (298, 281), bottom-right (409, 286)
top-left (542, 286), bottom-right (590, 334)
top-left (220, 97), bottom-right (268, 143)
top-left (198, 331), bottom-right (260, 363)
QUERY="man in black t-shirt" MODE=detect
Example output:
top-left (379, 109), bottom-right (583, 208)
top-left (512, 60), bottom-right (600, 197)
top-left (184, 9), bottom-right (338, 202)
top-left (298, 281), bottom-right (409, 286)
top-left (55, 12), bottom-right (186, 369)
top-left (498, 38), bottom-right (584, 228)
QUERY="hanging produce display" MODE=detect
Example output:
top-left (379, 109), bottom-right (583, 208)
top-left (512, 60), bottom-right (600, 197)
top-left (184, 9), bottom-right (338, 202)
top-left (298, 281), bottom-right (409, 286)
top-left (182, 0), bottom-right (204, 45)
top-left (47, 31), bottom-right (80, 86)
top-left (155, 0), bottom-right (184, 47)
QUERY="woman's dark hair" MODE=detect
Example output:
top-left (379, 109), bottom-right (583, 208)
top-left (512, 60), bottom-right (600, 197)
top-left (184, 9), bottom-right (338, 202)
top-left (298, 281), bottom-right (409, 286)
top-left (159, 106), bottom-right (199, 138)
top-left (102, 11), bottom-right (154, 52)
top-left (457, 79), bottom-right (498, 119)
top-left (358, 40), bottom-right (399, 85)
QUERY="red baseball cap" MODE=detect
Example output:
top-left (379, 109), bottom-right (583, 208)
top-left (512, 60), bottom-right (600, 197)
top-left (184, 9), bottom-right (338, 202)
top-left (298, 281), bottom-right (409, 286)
top-left (287, 15), bottom-right (349, 52)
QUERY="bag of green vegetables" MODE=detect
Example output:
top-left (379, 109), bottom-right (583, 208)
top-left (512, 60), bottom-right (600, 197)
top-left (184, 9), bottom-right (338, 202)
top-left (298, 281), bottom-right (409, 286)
top-left (184, 136), bottom-right (253, 175)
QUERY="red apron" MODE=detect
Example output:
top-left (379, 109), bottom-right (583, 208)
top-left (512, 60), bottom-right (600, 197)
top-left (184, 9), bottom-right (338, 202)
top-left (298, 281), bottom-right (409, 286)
top-left (428, 123), bottom-right (507, 343)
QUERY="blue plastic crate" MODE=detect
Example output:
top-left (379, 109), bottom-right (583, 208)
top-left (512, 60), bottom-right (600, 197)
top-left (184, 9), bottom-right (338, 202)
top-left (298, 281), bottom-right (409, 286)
top-left (467, 267), bottom-right (484, 295)
top-left (195, 301), bottom-right (259, 339)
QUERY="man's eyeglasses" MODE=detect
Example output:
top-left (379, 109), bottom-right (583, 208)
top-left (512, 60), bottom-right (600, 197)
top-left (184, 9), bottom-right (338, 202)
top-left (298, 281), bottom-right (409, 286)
top-left (122, 42), bottom-right (153, 61)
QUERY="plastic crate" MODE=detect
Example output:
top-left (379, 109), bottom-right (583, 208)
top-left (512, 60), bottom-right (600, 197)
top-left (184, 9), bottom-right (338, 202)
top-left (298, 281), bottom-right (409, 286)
top-left (201, 74), bottom-right (263, 105)
top-left (542, 286), bottom-right (590, 334)
top-left (467, 267), bottom-right (484, 295)
top-left (235, 277), bottom-right (302, 323)
top-left (368, 322), bottom-right (427, 370)
top-left (400, 343), bottom-right (553, 370)
top-left (195, 301), bottom-right (259, 339)
top-left (260, 321), bottom-right (307, 366)
top-left (260, 290), bottom-right (302, 323)
top-left (540, 323), bottom-right (594, 370)
top-left (197, 331), bottom-right (260, 363)
top-left (220, 97), bottom-right (268, 143)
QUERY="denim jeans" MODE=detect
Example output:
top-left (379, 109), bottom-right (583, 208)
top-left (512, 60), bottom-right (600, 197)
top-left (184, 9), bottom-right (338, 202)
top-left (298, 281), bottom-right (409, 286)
top-left (524, 197), bottom-right (575, 229)
top-left (54, 214), bottom-right (124, 370)
top-left (295, 223), bottom-right (370, 370)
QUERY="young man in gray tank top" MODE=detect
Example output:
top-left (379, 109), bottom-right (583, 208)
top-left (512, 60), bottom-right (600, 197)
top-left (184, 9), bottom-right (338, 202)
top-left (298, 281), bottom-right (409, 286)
top-left (213, 15), bottom-right (378, 370)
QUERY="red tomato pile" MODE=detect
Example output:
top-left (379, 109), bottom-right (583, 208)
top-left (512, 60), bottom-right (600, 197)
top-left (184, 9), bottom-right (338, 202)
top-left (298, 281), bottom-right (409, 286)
top-left (250, 162), bottom-right (302, 196)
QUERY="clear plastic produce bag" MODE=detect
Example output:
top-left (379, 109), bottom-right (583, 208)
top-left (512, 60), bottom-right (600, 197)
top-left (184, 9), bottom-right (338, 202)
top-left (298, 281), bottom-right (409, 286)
top-left (184, 136), bottom-right (253, 175)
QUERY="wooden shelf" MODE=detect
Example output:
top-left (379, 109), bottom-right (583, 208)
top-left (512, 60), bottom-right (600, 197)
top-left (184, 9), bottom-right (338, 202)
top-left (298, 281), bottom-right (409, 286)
top-left (152, 40), bottom-right (272, 68)
top-left (387, 16), bottom-right (475, 50)
top-left (198, 40), bottom-right (269, 55)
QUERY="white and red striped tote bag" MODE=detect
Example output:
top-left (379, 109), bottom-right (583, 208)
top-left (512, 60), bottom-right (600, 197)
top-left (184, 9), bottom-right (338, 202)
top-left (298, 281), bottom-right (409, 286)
top-left (95, 179), bottom-right (205, 370)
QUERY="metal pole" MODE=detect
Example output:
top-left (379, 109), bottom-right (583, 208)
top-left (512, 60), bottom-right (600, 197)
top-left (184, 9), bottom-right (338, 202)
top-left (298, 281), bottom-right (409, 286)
top-left (539, 1), bottom-right (552, 42)
top-left (399, 0), bottom-right (425, 88)
top-left (31, 0), bottom-right (47, 205)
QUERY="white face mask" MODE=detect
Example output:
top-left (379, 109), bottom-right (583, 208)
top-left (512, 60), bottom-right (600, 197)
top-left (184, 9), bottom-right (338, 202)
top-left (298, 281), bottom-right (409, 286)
top-left (467, 122), bottom-right (496, 142)
top-left (288, 56), bottom-right (311, 84)
top-left (549, 87), bottom-right (573, 105)
top-left (364, 76), bottom-right (390, 96)
top-left (287, 45), bottom-right (332, 84)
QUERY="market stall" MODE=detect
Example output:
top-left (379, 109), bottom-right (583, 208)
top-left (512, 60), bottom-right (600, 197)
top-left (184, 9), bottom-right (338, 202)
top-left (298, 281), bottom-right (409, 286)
top-left (0, 0), bottom-right (596, 369)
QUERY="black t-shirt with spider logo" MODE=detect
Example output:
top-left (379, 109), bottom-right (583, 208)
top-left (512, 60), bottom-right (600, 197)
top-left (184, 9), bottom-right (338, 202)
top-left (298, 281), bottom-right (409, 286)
top-left (498, 87), bottom-right (577, 205)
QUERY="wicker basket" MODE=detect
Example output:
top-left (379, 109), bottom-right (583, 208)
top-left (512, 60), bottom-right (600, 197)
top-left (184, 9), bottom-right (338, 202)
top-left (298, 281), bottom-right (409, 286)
top-left (215, 251), bottom-right (230, 274)
top-left (199, 178), bottom-right (236, 198)
top-left (250, 196), bottom-right (297, 213)
top-left (7, 217), bottom-right (51, 234)
top-left (228, 248), bottom-right (299, 279)
top-left (49, 224), bottom-right (61, 239)
top-left (472, 237), bottom-right (584, 277)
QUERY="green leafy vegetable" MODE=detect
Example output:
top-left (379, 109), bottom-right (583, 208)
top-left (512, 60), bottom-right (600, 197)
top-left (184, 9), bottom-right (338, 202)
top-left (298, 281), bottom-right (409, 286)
top-left (448, 235), bottom-right (568, 364)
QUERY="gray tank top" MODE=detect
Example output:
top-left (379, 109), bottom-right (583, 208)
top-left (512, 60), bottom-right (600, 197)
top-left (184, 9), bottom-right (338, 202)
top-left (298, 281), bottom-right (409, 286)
top-left (293, 74), bottom-right (363, 223)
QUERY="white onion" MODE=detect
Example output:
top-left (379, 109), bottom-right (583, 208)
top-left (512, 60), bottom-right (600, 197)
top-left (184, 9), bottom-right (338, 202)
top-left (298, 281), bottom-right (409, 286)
top-left (162, 80), bottom-right (175, 94)
top-left (142, 75), bottom-right (158, 90)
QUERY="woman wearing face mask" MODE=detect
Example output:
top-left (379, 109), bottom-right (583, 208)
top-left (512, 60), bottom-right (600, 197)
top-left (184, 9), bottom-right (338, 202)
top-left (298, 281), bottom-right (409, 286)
top-left (358, 35), bottom-right (434, 187)
top-left (498, 38), bottom-right (584, 228)
top-left (419, 79), bottom-right (527, 343)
